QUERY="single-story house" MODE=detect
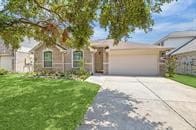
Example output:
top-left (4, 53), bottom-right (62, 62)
top-left (155, 30), bottom-right (196, 75)
top-left (0, 39), bottom-right (34, 72)
top-left (31, 39), bottom-right (168, 76)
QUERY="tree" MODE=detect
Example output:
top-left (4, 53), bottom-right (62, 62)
top-left (0, 0), bottom-right (174, 49)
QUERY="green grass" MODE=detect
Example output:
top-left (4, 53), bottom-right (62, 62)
top-left (169, 74), bottom-right (196, 88)
top-left (0, 74), bottom-right (99, 130)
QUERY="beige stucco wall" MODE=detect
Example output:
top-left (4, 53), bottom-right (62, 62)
top-left (0, 55), bottom-right (13, 71)
top-left (0, 40), bottom-right (13, 55)
top-left (15, 52), bottom-right (33, 72)
top-left (175, 51), bottom-right (196, 75)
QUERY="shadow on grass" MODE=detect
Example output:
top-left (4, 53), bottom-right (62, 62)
top-left (0, 75), bottom-right (99, 130)
top-left (78, 89), bottom-right (173, 130)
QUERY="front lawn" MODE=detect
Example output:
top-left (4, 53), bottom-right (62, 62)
top-left (168, 74), bottom-right (196, 88)
top-left (0, 74), bottom-right (99, 130)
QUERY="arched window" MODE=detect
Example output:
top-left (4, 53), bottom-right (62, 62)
top-left (44, 51), bottom-right (52, 67)
top-left (73, 51), bottom-right (83, 68)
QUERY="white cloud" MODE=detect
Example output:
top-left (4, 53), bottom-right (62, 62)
top-left (134, 19), bottom-right (196, 35)
top-left (131, 19), bottom-right (196, 43)
top-left (158, 0), bottom-right (195, 16)
top-left (153, 19), bottom-right (196, 31)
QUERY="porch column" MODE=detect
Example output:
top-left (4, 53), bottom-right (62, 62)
top-left (89, 47), bottom-right (97, 74)
top-left (103, 49), bottom-right (109, 75)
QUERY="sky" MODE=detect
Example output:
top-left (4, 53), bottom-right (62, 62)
top-left (91, 0), bottom-right (196, 44)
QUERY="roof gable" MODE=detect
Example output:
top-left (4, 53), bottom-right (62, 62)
top-left (154, 31), bottom-right (196, 45)
top-left (30, 43), bottom-right (67, 52)
top-left (172, 38), bottom-right (196, 55)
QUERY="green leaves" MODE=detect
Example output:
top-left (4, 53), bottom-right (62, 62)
top-left (0, 0), bottom-right (174, 49)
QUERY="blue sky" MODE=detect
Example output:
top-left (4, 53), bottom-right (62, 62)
top-left (92, 0), bottom-right (196, 44)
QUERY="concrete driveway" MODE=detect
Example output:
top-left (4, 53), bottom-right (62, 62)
top-left (78, 76), bottom-right (196, 130)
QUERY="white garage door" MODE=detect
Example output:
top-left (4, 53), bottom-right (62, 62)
top-left (109, 54), bottom-right (159, 76)
top-left (0, 56), bottom-right (13, 71)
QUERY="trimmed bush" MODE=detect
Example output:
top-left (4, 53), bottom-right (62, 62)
top-left (0, 68), bottom-right (8, 75)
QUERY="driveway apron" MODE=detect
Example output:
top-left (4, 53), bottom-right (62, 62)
top-left (78, 76), bottom-right (196, 130)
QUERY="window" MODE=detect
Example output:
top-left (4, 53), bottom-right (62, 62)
top-left (44, 51), bottom-right (52, 67)
top-left (73, 51), bottom-right (83, 68)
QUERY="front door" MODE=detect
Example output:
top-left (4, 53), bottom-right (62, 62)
top-left (95, 48), bottom-right (103, 73)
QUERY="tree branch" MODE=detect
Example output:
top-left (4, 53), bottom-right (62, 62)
top-left (19, 18), bottom-right (46, 28)
top-left (1, 18), bottom-right (47, 29)
top-left (33, 0), bottom-right (65, 22)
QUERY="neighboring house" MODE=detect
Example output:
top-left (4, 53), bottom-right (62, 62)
top-left (154, 31), bottom-right (196, 54)
top-left (155, 30), bottom-right (196, 75)
top-left (0, 40), bottom-right (34, 72)
top-left (171, 38), bottom-right (196, 75)
top-left (31, 39), bottom-right (168, 76)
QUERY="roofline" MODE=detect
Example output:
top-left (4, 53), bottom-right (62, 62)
top-left (109, 47), bottom-right (170, 51)
top-left (55, 44), bottom-right (67, 52)
top-left (30, 43), bottom-right (43, 52)
top-left (170, 37), bottom-right (196, 55)
top-left (17, 48), bottom-right (32, 53)
top-left (172, 50), bottom-right (196, 55)
top-left (30, 43), bottom-right (67, 53)
top-left (154, 34), bottom-right (171, 45)
top-left (154, 30), bottom-right (196, 45)
top-left (91, 39), bottom-right (149, 45)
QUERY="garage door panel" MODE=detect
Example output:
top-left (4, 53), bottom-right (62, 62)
top-left (109, 54), bottom-right (159, 76)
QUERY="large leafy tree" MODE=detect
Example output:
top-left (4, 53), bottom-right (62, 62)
top-left (0, 0), bottom-right (173, 49)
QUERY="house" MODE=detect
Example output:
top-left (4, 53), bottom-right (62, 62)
top-left (171, 38), bottom-right (196, 75)
top-left (155, 30), bottom-right (196, 75)
top-left (31, 39), bottom-right (168, 76)
top-left (0, 39), bottom-right (34, 72)
top-left (154, 31), bottom-right (196, 54)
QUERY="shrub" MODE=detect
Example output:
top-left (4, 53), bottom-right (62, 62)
top-left (25, 69), bottom-right (63, 79)
top-left (29, 60), bottom-right (90, 80)
top-left (64, 68), bottom-right (91, 80)
top-left (0, 68), bottom-right (8, 75)
top-left (166, 56), bottom-right (176, 77)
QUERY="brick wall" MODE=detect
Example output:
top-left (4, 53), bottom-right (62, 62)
top-left (34, 45), bottom-right (94, 73)
top-left (34, 44), bottom-right (64, 72)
